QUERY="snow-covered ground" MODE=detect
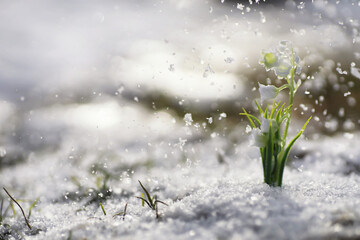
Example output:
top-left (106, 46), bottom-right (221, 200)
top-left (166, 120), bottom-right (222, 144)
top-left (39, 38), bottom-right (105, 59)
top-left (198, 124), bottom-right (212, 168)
top-left (1, 0), bottom-right (360, 239)
top-left (1, 132), bottom-right (360, 240)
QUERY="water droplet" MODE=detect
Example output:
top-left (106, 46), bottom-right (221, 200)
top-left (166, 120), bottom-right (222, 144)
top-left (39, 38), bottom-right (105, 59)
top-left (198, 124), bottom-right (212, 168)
top-left (218, 112), bottom-right (227, 120)
top-left (338, 108), bottom-right (345, 117)
top-left (237, 3), bottom-right (244, 10)
top-left (184, 113), bottom-right (193, 126)
top-left (0, 147), bottom-right (6, 157)
top-left (260, 11), bottom-right (266, 23)
top-left (224, 57), bottom-right (234, 63)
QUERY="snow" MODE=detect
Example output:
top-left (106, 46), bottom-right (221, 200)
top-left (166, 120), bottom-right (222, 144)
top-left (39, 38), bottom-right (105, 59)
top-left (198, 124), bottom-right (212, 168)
top-left (1, 133), bottom-right (360, 240)
top-left (1, 0), bottom-right (360, 239)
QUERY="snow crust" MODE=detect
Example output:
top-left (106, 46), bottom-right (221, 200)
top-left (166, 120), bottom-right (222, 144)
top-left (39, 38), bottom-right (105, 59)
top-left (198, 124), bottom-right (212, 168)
top-left (1, 132), bottom-right (360, 240)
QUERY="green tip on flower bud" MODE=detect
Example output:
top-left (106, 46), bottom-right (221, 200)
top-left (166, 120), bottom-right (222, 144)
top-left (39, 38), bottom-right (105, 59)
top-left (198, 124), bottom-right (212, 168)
top-left (264, 53), bottom-right (277, 68)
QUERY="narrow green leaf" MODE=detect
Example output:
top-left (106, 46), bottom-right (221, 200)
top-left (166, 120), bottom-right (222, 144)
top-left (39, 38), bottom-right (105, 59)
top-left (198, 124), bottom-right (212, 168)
top-left (240, 112), bottom-right (261, 127)
top-left (0, 199), bottom-right (3, 223)
top-left (155, 200), bottom-right (168, 206)
top-left (28, 197), bottom-right (39, 219)
top-left (270, 101), bottom-right (276, 119)
top-left (138, 180), bottom-right (153, 206)
top-left (99, 202), bottom-right (106, 216)
top-left (264, 105), bottom-right (269, 118)
top-left (266, 121), bottom-right (273, 183)
top-left (141, 193), bottom-right (145, 206)
top-left (255, 100), bottom-right (264, 114)
top-left (276, 103), bottom-right (285, 122)
top-left (113, 212), bottom-right (124, 217)
top-left (3, 187), bottom-right (31, 230)
top-left (136, 197), bottom-right (153, 209)
top-left (278, 116), bottom-right (312, 186)
top-left (10, 202), bottom-right (16, 217)
top-left (240, 108), bottom-right (258, 128)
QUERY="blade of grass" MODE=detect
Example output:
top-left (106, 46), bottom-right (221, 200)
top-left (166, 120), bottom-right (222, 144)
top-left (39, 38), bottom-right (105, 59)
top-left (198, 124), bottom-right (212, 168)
top-left (136, 197), bottom-right (153, 209)
top-left (138, 180), bottom-right (153, 206)
top-left (99, 202), bottom-right (106, 216)
top-left (155, 200), bottom-right (168, 206)
top-left (264, 105), bottom-right (269, 118)
top-left (141, 193), bottom-right (145, 207)
top-left (3, 187), bottom-right (32, 230)
top-left (239, 112), bottom-right (261, 127)
top-left (0, 199), bottom-right (3, 224)
top-left (270, 101), bottom-right (276, 118)
top-left (276, 103), bottom-right (285, 122)
top-left (278, 116), bottom-right (312, 186)
top-left (10, 201), bottom-right (16, 216)
top-left (240, 109), bottom-right (256, 128)
top-left (266, 122), bottom-right (273, 184)
top-left (28, 198), bottom-right (39, 219)
top-left (255, 100), bottom-right (264, 114)
top-left (122, 203), bottom-right (128, 220)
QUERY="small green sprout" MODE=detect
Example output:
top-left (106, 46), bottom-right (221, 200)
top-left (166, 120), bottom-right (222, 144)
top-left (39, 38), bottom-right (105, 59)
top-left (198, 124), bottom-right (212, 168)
top-left (66, 230), bottom-right (73, 240)
top-left (99, 202), bottom-right (107, 216)
top-left (3, 187), bottom-right (32, 230)
top-left (0, 197), bottom-right (11, 226)
top-left (136, 180), bottom-right (168, 219)
top-left (241, 41), bottom-right (311, 187)
top-left (113, 202), bottom-right (128, 221)
top-left (28, 198), bottom-right (39, 219)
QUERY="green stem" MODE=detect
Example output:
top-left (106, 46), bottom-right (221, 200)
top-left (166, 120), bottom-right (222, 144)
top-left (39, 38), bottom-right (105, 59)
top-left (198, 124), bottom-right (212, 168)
top-left (282, 89), bottom-right (293, 148)
top-left (281, 49), bottom-right (296, 149)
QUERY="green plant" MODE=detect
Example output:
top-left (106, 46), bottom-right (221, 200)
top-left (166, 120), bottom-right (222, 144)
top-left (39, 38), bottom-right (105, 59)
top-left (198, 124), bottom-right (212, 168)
top-left (136, 180), bottom-right (168, 219)
top-left (99, 202), bottom-right (107, 216)
top-left (0, 197), bottom-right (11, 226)
top-left (27, 198), bottom-right (39, 220)
top-left (113, 202), bottom-right (128, 221)
top-left (3, 187), bottom-right (32, 230)
top-left (241, 41), bottom-right (311, 187)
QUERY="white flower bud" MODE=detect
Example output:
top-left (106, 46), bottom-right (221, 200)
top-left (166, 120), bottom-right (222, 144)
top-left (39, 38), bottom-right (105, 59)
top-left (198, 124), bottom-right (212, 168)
top-left (260, 118), bottom-right (278, 133)
top-left (259, 83), bottom-right (278, 103)
top-left (274, 60), bottom-right (292, 78)
top-left (261, 118), bottom-right (271, 133)
top-left (260, 41), bottom-right (302, 79)
top-left (250, 128), bottom-right (267, 147)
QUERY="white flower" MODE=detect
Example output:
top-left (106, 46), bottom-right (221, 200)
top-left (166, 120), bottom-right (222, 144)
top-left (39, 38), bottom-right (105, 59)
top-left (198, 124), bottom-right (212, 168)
top-left (260, 41), bottom-right (301, 79)
top-left (261, 118), bottom-right (271, 133)
top-left (259, 83), bottom-right (278, 103)
top-left (274, 60), bottom-right (292, 78)
top-left (250, 128), bottom-right (267, 147)
top-left (260, 118), bottom-right (278, 133)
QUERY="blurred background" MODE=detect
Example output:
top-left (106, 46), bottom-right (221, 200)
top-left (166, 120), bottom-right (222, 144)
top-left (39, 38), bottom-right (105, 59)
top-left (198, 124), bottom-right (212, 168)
top-left (0, 0), bottom-right (359, 169)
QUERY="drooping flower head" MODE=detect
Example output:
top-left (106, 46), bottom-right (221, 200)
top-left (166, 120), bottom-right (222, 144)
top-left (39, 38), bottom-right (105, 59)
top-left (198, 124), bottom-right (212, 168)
top-left (250, 128), bottom-right (267, 147)
top-left (259, 41), bottom-right (301, 79)
top-left (258, 83), bottom-right (278, 103)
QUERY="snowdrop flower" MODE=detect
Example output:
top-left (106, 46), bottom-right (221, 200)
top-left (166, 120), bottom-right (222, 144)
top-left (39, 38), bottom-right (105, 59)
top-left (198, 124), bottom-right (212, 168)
top-left (260, 118), bottom-right (278, 133)
top-left (260, 41), bottom-right (301, 79)
top-left (250, 128), bottom-right (267, 147)
top-left (274, 60), bottom-right (292, 78)
top-left (258, 83), bottom-right (278, 103)
top-left (260, 118), bottom-right (271, 133)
